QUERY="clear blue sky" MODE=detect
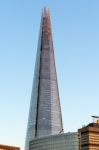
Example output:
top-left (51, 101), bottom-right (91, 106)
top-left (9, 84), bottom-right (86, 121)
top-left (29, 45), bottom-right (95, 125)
top-left (0, 0), bottom-right (99, 149)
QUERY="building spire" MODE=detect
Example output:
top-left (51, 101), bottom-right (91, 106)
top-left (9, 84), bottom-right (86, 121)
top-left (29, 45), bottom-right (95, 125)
top-left (42, 7), bottom-right (50, 17)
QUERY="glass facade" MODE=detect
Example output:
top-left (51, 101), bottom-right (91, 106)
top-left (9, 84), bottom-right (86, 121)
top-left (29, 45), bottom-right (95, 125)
top-left (29, 133), bottom-right (79, 150)
top-left (24, 8), bottom-right (63, 150)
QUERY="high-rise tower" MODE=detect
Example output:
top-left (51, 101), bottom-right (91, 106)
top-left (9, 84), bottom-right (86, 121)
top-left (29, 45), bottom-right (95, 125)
top-left (25, 8), bottom-right (63, 150)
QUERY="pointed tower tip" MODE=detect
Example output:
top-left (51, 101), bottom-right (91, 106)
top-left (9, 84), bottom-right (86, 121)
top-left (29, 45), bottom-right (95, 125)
top-left (42, 7), bottom-right (50, 17)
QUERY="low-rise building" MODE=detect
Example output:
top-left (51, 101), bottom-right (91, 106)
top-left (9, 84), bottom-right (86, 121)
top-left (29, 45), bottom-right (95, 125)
top-left (29, 132), bottom-right (79, 150)
top-left (78, 121), bottom-right (99, 150)
top-left (0, 145), bottom-right (20, 150)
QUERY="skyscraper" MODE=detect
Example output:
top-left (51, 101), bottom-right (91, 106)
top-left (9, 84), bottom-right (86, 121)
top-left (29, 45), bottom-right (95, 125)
top-left (24, 8), bottom-right (63, 150)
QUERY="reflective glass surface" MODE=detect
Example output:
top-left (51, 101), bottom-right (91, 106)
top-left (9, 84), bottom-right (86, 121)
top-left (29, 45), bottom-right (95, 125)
top-left (25, 9), bottom-right (63, 150)
top-left (29, 133), bottom-right (79, 150)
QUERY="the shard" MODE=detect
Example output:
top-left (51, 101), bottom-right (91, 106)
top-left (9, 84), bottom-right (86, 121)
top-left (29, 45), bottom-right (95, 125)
top-left (25, 8), bottom-right (63, 150)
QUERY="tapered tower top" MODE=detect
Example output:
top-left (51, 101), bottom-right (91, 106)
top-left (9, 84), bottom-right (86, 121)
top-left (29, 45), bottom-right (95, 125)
top-left (42, 7), bottom-right (50, 16)
top-left (24, 8), bottom-right (63, 150)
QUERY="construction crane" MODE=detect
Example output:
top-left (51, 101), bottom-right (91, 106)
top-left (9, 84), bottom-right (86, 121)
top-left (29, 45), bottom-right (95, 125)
top-left (91, 115), bottom-right (99, 123)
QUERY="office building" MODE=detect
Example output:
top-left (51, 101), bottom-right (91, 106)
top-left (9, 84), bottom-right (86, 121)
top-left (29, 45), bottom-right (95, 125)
top-left (24, 8), bottom-right (63, 150)
top-left (78, 120), bottom-right (99, 150)
top-left (29, 132), bottom-right (79, 150)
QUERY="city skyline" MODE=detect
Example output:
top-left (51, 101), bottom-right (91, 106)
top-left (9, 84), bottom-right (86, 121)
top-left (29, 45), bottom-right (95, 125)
top-left (0, 1), bottom-right (99, 150)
